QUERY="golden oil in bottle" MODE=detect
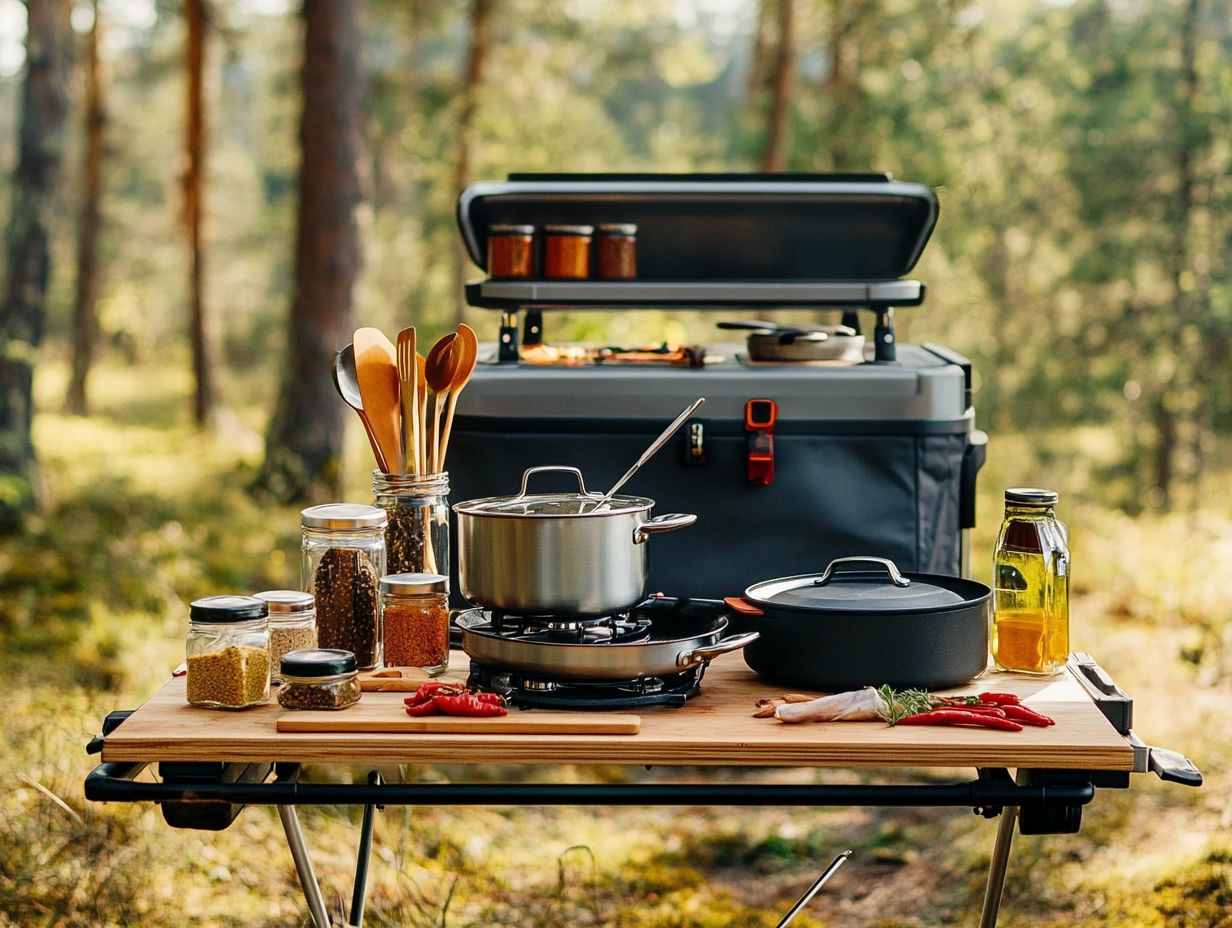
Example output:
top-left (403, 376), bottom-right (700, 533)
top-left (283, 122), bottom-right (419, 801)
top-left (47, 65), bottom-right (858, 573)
top-left (992, 488), bottom-right (1070, 675)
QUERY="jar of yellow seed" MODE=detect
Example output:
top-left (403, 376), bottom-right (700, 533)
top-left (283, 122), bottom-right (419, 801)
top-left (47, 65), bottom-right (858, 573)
top-left (185, 595), bottom-right (271, 709)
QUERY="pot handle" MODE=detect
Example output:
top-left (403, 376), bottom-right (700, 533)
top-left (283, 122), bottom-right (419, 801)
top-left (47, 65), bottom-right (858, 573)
top-left (677, 632), bottom-right (761, 668)
top-left (633, 513), bottom-right (697, 545)
top-left (514, 465), bottom-right (594, 500)
top-left (814, 556), bottom-right (910, 588)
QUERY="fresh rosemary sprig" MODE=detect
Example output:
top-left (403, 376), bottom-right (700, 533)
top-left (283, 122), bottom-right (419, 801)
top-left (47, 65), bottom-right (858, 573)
top-left (876, 685), bottom-right (937, 724)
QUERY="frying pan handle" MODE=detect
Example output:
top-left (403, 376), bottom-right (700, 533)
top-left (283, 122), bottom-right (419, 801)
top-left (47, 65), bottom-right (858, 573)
top-left (633, 513), bottom-right (697, 544)
top-left (677, 632), bottom-right (761, 668)
top-left (514, 465), bottom-right (593, 500)
top-left (814, 556), bottom-right (910, 587)
top-left (724, 596), bottom-right (764, 616)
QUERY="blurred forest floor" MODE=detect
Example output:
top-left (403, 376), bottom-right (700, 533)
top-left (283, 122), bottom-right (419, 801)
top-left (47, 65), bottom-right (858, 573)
top-left (0, 356), bottom-right (1229, 927)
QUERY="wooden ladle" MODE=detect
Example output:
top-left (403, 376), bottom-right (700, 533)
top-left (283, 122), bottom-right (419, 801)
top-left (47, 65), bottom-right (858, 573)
top-left (437, 323), bottom-right (479, 469)
top-left (353, 327), bottom-right (403, 474)
top-left (331, 344), bottom-right (389, 474)
top-left (424, 332), bottom-right (458, 474)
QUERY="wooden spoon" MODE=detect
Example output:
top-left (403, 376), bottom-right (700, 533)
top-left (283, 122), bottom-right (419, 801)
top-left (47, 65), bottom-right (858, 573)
top-left (353, 327), bottom-right (402, 474)
top-left (423, 332), bottom-right (458, 474)
top-left (438, 323), bottom-right (479, 469)
top-left (331, 344), bottom-right (389, 474)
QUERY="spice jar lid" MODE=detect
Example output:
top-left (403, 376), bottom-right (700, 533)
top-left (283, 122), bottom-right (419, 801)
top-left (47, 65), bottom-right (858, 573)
top-left (489, 223), bottom-right (535, 235)
top-left (543, 224), bottom-right (594, 236)
top-left (280, 648), bottom-right (358, 678)
top-left (254, 590), bottom-right (315, 614)
top-left (1005, 487), bottom-right (1059, 506)
top-left (380, 572), bottom-right (448, 594)
top-left (301, 503), bottom-right (388, 530)
top-left (597, 223), bottom-right (638, 235)
top-left (189, 595), bottom-right (269, 624)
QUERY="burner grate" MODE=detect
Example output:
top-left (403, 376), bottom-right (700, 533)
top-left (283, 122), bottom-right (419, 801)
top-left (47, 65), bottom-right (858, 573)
top-left (467, 661), bottom-right (705, 710)
top-left (482, 610), bottom-right (653, 645)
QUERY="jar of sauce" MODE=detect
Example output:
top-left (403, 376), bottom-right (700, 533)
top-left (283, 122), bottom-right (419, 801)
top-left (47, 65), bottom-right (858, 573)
top-left (596, 223), bottom-right (638, 278)
top-left (992, 488), bottom-right (1070, 675)
top-left (543, 224), bottom-right (594, 279)
top-left (487, 224), bottom-right (535, 279)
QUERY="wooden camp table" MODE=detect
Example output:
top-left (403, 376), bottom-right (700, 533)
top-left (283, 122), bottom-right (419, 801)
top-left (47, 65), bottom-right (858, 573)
top-left (86, 653), bottom-right (1179, 928)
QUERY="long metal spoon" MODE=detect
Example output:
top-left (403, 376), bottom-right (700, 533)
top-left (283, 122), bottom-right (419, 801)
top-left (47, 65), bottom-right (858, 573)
top-left (332, 344), bottom-right (390, 473)
top-left (589, 397), bottom-right (705, 511)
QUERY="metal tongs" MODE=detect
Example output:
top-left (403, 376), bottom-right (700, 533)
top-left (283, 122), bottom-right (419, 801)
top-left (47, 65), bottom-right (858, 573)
top-left (775, 850), bottom-right (853, 927)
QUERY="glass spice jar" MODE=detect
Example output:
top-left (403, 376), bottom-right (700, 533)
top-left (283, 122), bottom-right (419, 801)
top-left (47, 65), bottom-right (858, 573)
top-left (595, 223), bottom-right (638, 279)
top-left (543, 224), bottom-right (594, 279)
top-left (992, 488), bottom-right (1071, 675)
top-left (277, 648), bottom-right (362, 711)
top-left (301, 504), bottom-right (387, 670)
top-left (372, 470), bottom-right (450, 579)
top-left (380, 573), bottom-right (450, 674)
top-left (255, 589), bottom-right (317, 684)
top-left (185, 595), bottom-right (271, 709)
top-left (487, 223), bottom-right (536, 279)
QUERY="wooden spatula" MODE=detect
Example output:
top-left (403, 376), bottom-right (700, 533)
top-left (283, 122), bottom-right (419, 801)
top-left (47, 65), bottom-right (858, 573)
top-left (438, 323), bottom-right (479, 469)
top-left (353, 327), bottom-right (402, 474)
top-left (396, 327), bottom-right (418, 475)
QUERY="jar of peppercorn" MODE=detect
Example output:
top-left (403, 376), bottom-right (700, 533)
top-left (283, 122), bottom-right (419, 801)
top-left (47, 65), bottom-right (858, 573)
top-left (277, 648), bottom-right (362, 711)
top-left (380, 573), bottom-right (450, 674)
top-left (185, 596), bottom-right (271, 709)
top-left (301, 504), bottom-right (387, 670)
top-left (372, 471), bottom-right (450, 579)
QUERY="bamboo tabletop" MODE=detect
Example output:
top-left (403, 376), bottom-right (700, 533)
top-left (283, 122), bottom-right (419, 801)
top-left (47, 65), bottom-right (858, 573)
top-left (101, 653), bottom-right (1134, 771)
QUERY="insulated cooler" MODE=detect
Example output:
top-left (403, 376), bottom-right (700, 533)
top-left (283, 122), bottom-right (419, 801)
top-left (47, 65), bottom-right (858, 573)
top-left (448, 173), bottom-right (986, 600)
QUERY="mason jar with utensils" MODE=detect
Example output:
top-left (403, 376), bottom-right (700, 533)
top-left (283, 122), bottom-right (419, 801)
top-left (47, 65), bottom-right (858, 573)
top-left (372, 471), bottom-right (450, 579)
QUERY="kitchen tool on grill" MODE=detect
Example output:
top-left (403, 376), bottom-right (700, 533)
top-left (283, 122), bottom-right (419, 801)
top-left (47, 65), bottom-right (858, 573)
top-left (396, 327), bottom-right (419, 474)
top-left (776, 850), bottom-right (852, 928)
top-left (424, 332), bottom-right (458, 473)
top-left (454, 465), bottom-right (696, 615)
top-left (717, 320), bottom-right (866, 363)
top-left (456, 601), bottom-right (757, 682)
top-left (353, 327), bottom-right (403, 474)
top-left (590, 397), bottom-right (705, 510)
top-left (728, 556), bottom-right (990, 690)
top-left (438, 323), bottom-right (478, 468)
top-left (332, 345), bottom-right (389, 474)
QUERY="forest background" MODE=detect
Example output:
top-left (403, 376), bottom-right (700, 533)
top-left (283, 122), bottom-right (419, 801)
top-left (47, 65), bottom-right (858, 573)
top-left (0, 0), bottom-right (1230, 926)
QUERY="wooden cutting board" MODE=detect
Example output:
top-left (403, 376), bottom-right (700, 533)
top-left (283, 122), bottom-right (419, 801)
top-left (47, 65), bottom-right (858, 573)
top-left (276, 704), bottom-right (641, 735)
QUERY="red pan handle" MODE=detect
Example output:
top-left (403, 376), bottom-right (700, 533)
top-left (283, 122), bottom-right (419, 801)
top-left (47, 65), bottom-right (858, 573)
top-left (724, 596), bottom-right (764, 616)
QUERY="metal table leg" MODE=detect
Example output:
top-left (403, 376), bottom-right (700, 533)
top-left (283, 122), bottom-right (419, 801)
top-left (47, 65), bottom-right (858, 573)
top-left (347, 772), bottom-right (383, 928)
top-left (978, 806), bottom-right (1018, 928)
top-left (278, 805), bottom-right (333, 928)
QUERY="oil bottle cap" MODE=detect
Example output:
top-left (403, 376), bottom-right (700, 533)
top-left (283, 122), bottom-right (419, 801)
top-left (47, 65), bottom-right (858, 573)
top-left (1005, 487), bottom-right (1059, 506)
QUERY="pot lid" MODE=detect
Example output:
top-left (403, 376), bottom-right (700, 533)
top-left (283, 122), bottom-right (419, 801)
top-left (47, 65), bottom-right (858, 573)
top-left (453, 465), bottom-right (652, 518)
top-left (746, 557), bottom-right (967, 613)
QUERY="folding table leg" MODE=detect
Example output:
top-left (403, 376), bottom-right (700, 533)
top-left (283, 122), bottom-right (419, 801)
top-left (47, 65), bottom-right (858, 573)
top-left (278, 805), bottom-right (333, 928)
top-left (977, 805), bottom-right (1018, 928)
top-left (347, 771), bottom-right (384, 928)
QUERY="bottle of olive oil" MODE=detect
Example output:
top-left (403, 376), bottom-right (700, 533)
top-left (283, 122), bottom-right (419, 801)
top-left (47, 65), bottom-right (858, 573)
top-left (992, 488), bottom-right (1069, 674)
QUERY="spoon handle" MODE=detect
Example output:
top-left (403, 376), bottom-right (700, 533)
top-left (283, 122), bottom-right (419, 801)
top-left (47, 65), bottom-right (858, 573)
top-left (597, 397), bottom-right (705, 506)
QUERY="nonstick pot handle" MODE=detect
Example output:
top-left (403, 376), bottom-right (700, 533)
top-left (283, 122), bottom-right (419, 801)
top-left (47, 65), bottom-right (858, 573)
top-left (814, 556), bottom-right (910, 588)
top-left (677, 632), bottom-right (761, 668)
top-left (633, 513), bottom-right (697, 544)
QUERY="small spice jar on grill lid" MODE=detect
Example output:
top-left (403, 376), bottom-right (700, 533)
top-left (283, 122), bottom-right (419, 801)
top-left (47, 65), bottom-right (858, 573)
top-left (487, 223), bottom-right (536, 279)
top-left (543, 224), bottom-right (594, 279)
top-left (301, 504), bottom-right (387, 670)
top-left (277, 648), bottom-right (362, 710)
top-left (255, 590), bottom-right (317, 684)
top-left (595, 223), bottom-right (638, 279)
top-left (380, 572), bottom-right (450, 674)
top-left (185, 595), bottom-right (271, 709)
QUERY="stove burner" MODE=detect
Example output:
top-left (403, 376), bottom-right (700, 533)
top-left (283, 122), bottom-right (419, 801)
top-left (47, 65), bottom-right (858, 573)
top-left (480, 610), bottom-right (653, 645)
top-left (468, 661), bottom-right (704, 710)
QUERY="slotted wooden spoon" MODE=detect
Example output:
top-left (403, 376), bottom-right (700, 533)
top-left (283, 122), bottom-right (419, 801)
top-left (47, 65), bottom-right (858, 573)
top-left (424, 332), bottom-right (458, 474)
top-left (353, 327), bottom-right (402, 474)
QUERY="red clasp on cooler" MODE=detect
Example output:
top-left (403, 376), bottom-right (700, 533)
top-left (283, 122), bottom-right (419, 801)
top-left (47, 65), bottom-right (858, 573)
top-left (744, 398), bottom-right (777, 486)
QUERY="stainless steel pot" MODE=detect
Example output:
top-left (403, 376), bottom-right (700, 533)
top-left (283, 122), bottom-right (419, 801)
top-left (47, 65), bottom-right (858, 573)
top-left (453, 466), bottom-right (697, 616)
top-left (456, 608), bottom-right (758, 681)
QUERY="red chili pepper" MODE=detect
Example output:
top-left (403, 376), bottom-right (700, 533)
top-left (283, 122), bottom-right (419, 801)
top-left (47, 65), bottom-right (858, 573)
top-left (999, 703), bottom-right (1055, 727)
top-left (977, 692), bottom-right (1022, 706)
top-left (415, 682), bottom-right (466, 699)
top-left (935, 699), bottom-right (1008, 717)
top-left (897, 709), bottom-right (1024, 731)
top-left (404, 699), bottom-right (441, 716)
top-left (431, 693), bottom-right (509, 717)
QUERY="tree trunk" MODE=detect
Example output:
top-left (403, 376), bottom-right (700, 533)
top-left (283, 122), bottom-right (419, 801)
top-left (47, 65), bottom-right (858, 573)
top-left (744, 0), bottom-right (773, 107)
top-left (451, 0), bottom-right (494, 325)
top-left (184, 0), bottom-right (216, 427)
top-left (256, 0), bottom-right (365, 502)
top-left (760, 0), bottom-right (795, 172)
top-left (0, 0), bottom-right (73, 529)
top-left (66, 0), bottom-right (104, 416)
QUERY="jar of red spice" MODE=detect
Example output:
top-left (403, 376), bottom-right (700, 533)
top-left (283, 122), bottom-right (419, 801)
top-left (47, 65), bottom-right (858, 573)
top-left (380, 573), bottom-right (449, 674)
top-left (487, 224), bottom-right (536, 279)
top-left (543, 224), bottom-right (594, 279)
top-left (596, 223), bottom-right (638, 278)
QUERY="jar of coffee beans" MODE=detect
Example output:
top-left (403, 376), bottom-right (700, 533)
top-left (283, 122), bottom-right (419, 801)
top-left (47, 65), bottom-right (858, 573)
top-left (277, 649), bottom-right (362, 711)
top-left (372, 471), bottom-right (450, 578)
top-left (254, 590), bottom-right (317, 683)
top-left (301, 504), bottom-right (387, 670)
top-left (185, 595), bottom-right (271, 709)
top-left (380, 572), bottom-right (449, 674)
